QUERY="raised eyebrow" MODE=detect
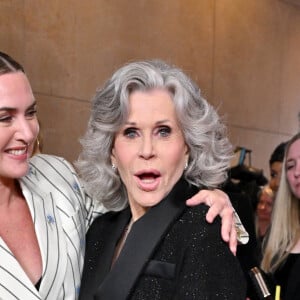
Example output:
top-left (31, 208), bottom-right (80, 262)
top-left (0, 101), bottom-right (37, 113)
top-left (124, 121), bottom-right (136, 126)
top-left (0, 107), bottom-right (15, 113)
top-left (286, 157), bottom-right (294, 162)
top-left (26, 101), bottom-right (37, 110)
top-left (156, 120), bottom-right (171, 125)
top-left (125, 119), bottom-right (171, 124)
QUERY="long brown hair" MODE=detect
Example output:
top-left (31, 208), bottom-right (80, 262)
top-left (0, 51), bottom-right (24, 74)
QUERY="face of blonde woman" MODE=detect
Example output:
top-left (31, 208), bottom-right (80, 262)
top-left (286, 138), bottom-right (300, 199)
top-left (111, 89), bottom-right (189, 220)
top-left (0, 72), bottom-right (39, 182)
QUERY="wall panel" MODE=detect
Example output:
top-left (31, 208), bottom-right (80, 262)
top-left (0, 0), bottom-right (299, 177)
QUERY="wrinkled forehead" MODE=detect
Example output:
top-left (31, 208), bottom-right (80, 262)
top-left (287, 139), bottom-right (300, 158)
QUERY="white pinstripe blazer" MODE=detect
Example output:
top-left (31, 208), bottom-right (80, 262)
top-left (0, 154), bottom-right (105, 300)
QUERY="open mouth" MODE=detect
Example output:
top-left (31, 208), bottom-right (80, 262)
top-left (135, 169), bottom-right (161, 181)
top-left (137, 172), bottom-right (160, 181)
top-left (134, 170), bottom-right (161, 191)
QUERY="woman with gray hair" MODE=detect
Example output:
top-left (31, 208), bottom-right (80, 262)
top-left (78, 60), bottom-right (246, 299)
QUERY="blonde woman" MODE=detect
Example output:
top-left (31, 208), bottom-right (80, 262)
top-left (261, 132), bottom-right (300, 300)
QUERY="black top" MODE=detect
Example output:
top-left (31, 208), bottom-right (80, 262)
top-left (79, 179), bottom-right (246, 300)
top-left (273, 253), bottom-right (300, 300)
top-left (35, 277), bottom-right (42, 290)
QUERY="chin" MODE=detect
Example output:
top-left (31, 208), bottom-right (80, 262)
top-left (12, 167), bottom-right (30, 179)
top-left (139, 196), bottom-right (163, 208)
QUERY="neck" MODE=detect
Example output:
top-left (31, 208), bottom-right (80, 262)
top-left (0, 178), bottom-right (20, 207)
top-left (257, 220), bottom-right (270, 237)
top-left (290, 238), bottom-right (300, 253)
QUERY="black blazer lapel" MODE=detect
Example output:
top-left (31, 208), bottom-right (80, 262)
top-left (94, 179), bottom-right (198, 300)
top-left (79, 208), bottom-right (132, 300)
top-left (94, 208), bottom-right (132, 284)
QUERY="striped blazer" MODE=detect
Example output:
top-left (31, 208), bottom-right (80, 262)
top-left (0, 154), bottom-right (105, 300)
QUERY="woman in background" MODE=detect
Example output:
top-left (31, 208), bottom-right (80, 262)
top-left (254, 142), bottom-right (287, 263)
top-left (255, 185), bottom-right (274, 264)
top-left (268, 142), bottom-right (287, 193)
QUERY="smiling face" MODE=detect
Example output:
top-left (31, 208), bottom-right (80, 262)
top-left (111, 89), bottom-right (189, 220)
top-left (286, 138), bottom-right (300, 199)
top-left (0, 72), bottom-right (39, 182)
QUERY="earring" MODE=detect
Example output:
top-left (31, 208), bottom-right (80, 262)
top-left (184, 161), bottom-right (188, 170)
top-left (112, 163), bottom-right (117, 170)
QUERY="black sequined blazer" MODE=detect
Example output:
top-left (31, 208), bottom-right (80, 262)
top-left (79, 179), bottom-right (246, 300)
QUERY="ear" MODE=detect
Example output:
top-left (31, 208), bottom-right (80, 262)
top-left (184, 143), bottom-right (190, 159)
top-left (111, 148), bottom-right (117, 166)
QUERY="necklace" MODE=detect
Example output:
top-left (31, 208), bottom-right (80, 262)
top-left (111, 218), bottom-right (134, 267)
top-left (123, 218), bottom-right (134, 241)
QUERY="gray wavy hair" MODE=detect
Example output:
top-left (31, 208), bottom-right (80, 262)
top-left (76, 60), bottom-right (233, 211)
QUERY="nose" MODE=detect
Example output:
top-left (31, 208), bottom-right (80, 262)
top-left (139, 135), bottom-right (155, 159)
top-left (295, 163), bottom-right (300, 177)
top-left (258, 202), bottom-right (266, 210)
top-left (15, 117), bottom-right (37, 145)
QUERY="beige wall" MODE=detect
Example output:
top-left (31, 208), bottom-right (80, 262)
top-left (1, 0), bottom-right (299, 179)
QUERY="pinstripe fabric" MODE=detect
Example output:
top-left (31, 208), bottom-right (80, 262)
top-left (0, 154), bottom-right (105, 300)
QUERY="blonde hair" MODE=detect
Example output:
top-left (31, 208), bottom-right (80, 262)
top-left (261, 133), bottom-right (300, 273)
